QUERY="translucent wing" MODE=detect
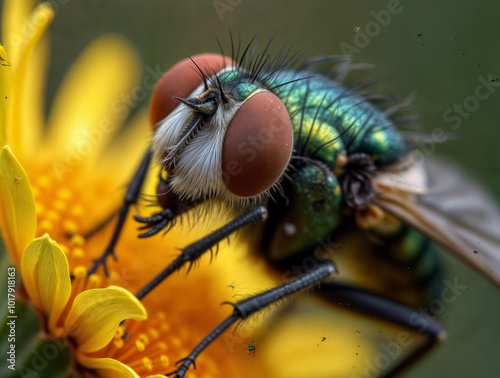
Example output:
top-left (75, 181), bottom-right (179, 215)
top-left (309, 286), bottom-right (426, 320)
top-left (372, 156), bottom-right (500, 287)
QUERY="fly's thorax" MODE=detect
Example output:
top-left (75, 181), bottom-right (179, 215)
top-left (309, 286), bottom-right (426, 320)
top-left (269, 71), bottom-right (408, 169)
top-left (257, 71), bottom-right (413, 262)
top-left (151, 65), bottom-right (294, 207)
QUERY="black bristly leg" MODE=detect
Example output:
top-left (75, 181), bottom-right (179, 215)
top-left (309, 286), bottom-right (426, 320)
top-left (135, 206), bottom-right (268, 301)
top-left (320, 283), bottom-right (447, 378)
top-left (79, 207), bottom-right (120, 239)
top-left (167, 260), bottom-right (337, 378)
top-left (87, 148), bottom-right (153, 277)
top-left (133, 179), bottom-right (200, 238)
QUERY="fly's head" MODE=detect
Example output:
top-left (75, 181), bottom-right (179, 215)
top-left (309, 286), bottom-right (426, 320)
top-left (150, 54), bottom-right (293, 208)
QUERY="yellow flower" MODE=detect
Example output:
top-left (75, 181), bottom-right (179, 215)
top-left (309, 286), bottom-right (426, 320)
top-left (21, 233), bottom-right (148, 377)
top-left (0, 1), bottom-right (261, 376)
top-left (0, 2), bottom-right (406, 378)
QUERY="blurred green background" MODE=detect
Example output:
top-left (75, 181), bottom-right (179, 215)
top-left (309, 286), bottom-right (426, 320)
top-left (2, 0), bottom-right (499, 377)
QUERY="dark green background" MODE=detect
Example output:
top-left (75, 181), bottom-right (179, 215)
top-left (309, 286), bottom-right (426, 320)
top-left (2, 1), bottom-right (500, 377)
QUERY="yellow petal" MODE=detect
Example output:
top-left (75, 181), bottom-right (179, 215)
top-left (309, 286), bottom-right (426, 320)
top-left (76, 354), bottom-right (140, 378)
top-left (1, 0), bottom-right (37, 65)
top-left (65, 286), bottom-right (147, 354)
top-left (0, 146), bottom-right (36, 266)
top-left (45, 35), bottom-right (142, 165)
top-left (21, 234), bottom-right (71, 333)
top-left (0, 45), bottom-right (12, 146)
top-left (19, 32), bottom-right (50, 155)
top-left (97, 108), bottom-right (151, 182)
top-left (9, 2), bottom-right (53, 156)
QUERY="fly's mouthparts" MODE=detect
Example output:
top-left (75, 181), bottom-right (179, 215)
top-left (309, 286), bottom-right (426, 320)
top-left (174, 93), bottom-right (217, 115)
top-left (163, 114), bottom-right (203, 169)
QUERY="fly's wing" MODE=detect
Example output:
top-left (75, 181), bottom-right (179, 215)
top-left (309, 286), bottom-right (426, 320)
top-left (372, 156), bottom-right (500, 288)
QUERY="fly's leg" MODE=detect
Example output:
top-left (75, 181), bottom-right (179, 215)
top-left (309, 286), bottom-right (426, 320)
top-left (78, 208), bottom-right (120, 240)
top-left (133, 175), bottom-right (202, 238)
top-left (320, 283), bottom-right (447, 378)
top-left (167, 260), bottom-right (337, 378)
top-left (87, 148), bottom-right (153, 276)
top-left (135, 206), bottom-right (268, 300)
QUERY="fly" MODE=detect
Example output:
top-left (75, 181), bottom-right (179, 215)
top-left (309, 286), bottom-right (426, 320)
top-left (85, 37), bottom-right (500, 378)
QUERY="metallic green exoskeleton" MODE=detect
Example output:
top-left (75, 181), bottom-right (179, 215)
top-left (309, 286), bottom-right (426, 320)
top-left (216, 66), bottom-right (441, 307)
top-left (97, 42), bottom-right (500, 378)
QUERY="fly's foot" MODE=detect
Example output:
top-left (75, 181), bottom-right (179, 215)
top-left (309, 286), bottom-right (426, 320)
top-left (87, 246), bottom-right (117, 277)
top-left (166, 356), bottom-right (196, 378)
top-left (134, 208), bottom-right (176, 238)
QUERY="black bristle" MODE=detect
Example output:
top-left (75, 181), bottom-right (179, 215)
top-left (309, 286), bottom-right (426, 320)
top-left (188, 56), bottom-right (209, 90)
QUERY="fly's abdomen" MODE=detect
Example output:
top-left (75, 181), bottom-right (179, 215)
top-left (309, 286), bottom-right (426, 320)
top-left (270, 71), bottom-right (408, 167)
top-left (330, 223), bottom-right (442, 308)
top-left (385, 227), bottom-right (442, 305)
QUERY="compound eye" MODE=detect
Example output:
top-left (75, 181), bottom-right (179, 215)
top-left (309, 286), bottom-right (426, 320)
top-left (156, 179), bottom-right (176, 209)
top-left (222, 91), bottom-right (293, 197)
top-left (149, 53), bottom-right (234, 129)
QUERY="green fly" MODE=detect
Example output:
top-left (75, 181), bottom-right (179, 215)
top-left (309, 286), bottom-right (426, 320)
top-left (243, 340), bottom-right (257, 356)
top-left (88, 37), bottom-right (500, 377)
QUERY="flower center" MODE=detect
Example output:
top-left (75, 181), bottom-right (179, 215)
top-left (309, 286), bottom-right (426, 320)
top-left (29, 166), bottom-right (226, 377)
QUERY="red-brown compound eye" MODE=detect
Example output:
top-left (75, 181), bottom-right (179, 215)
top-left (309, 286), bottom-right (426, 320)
top-left (221, 91), bottom-right (293, 197)
top-left (149, 53), bottom-right (235, 130)
top-left (156, 179), bottom-right (177, 209)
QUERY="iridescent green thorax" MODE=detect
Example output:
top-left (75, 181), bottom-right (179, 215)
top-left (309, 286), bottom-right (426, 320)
top-left (268, 71), bottom-right (408, 167)
top-left (219, 68), bottom-right (406, 167)
top-left (219, 68), bottom-right (410, 263)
